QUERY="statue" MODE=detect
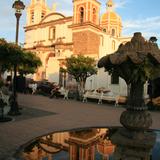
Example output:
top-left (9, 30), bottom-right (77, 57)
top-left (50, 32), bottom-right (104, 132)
top-left (98, 32), bottom-right (160, 159)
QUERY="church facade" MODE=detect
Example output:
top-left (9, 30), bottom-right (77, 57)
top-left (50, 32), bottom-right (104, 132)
top-left (24, 0), bottom-right (132, 96)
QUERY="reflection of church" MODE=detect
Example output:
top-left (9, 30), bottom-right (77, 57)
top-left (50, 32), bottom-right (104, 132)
top-left (24, 0), bottom-right (131, 95)
top-left (22, 128), bottom-right (115, 160)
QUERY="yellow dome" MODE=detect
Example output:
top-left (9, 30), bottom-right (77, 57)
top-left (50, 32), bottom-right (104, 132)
top-left (101, 11), bottom-right (121, 22)
top-left (100, 11), bottom-right (122, 37)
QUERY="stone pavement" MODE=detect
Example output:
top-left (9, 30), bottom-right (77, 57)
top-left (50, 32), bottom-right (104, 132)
top-left (0, 94), bottom-right (160, 159)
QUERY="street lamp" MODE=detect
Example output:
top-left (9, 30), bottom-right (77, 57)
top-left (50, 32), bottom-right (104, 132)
top-left (13, 0), bottom-right (25, 44)
top-left (8, 0), bottom-right (25, 115)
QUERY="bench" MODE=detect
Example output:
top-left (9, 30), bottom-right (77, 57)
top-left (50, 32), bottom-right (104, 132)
top-left (83, 90), bottom-right (100, 103)
top-left (99, 91), bottom-right (116, 104)
top-left (115, 96), bottom-right (127, 106)
top-left (83, 90), bottom-right (116, 104)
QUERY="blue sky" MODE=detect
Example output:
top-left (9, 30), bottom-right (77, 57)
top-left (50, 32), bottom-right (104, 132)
top-left (0, 0), bottom-right (160, 46)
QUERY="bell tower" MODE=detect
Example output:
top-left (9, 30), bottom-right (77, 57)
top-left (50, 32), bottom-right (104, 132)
top-left (26, 0), bottom-right (50, 26)
top-left (100, 0), bottom-right (122, 37)
top-left (73, 0), bottom-right (100, 25)
top-left (71, 0), bottom-right (101, 58)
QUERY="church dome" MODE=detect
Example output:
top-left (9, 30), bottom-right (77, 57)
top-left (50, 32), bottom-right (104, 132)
top-left (102, 11), bottom-right (121, 21)
top-left (101, 11), bottom-right (122, 26)
top-left (100, 0), bottom-right (122, 37)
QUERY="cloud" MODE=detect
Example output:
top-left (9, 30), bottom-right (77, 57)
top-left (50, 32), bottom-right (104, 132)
top-left (123, 16), bottom-right (160, 29)
top-left (114, 0), bottom-right (129, 9)
top-left (123, 16), bottom-right (160, 39)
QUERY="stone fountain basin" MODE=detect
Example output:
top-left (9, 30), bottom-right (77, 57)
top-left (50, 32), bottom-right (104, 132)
top-left (14, 127), bottom-right (160, 160)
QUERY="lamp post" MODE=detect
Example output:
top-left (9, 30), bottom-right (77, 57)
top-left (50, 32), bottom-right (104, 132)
top-left (8, 0), bottom-right (25, 115)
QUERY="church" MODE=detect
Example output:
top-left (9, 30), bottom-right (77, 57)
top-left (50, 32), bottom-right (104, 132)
top-left (24, 0), bottom-right (132, 96)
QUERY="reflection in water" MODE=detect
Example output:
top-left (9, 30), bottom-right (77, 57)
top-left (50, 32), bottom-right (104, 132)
top-left (17, 128), bottom-right (160, 160)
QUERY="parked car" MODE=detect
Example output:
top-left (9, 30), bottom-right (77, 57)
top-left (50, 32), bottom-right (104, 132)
top-left (36, 80), bottom-right (56, 96)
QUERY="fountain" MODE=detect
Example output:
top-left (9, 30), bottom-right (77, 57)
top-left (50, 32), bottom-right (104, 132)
top-left (98, 32), bottom-right (160, 159)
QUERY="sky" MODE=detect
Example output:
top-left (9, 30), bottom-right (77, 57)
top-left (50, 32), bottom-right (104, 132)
top-left (0, 0), bottom-right (160, 46)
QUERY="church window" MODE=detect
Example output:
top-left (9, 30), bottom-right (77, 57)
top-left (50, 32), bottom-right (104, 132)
top-left (31, 11), bottom-right (34, 23)
top-left (111, 73), bottom-right (119, 84)
top-left (112, 40), bottom-right (115, 50)
top-left (41, 12), bottom-right (45, 19)
top-left (111, 29), bottom-right (115, 36)
top-left (79, 7), bottom-right (84, 23)
top-left (103, 28), bottom-right (106, 32)
top-left (49, 27), bottom-right (56, 40)
top-left (93, 8), bottom-right (96, 23)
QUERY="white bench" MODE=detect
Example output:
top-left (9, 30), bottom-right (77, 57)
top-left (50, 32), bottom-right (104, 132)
top-left (115, 96), bottom-right (127, 106)
top-left (83, 90), bottom-right (116, 104)
top-left (98, 91), bottom-right (116, 104)
top-left (83, 90), bottom-right (100, 103)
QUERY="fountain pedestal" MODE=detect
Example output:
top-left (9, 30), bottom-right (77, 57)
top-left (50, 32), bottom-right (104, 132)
top-left (111, 128), bottom-right (155, 160)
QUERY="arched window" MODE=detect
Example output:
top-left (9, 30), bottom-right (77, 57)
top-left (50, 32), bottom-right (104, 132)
top-left (41, 12), bottom-right (45, 19)
top-left (93, 8), bottom-right (96, 23)
top-left (111, 29), bottom-right (115, 36)
top-left (103, 28), bottom-right (106, 32)
top-left (112, 40), bottom-right (115, 50)
top-left (79, 7), bottom-right (84, 23)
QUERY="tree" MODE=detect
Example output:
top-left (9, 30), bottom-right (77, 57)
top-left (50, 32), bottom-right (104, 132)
top-left (65, 55), bottom-right (97, 98)
top-left (0, 38), bottom-right (42, 115)
top-left (0, 39), bottom-right (12, 80)
top-left (18, 51), bottom-right (42, 76)
top-left (0, 38), bottom-right (42, 76)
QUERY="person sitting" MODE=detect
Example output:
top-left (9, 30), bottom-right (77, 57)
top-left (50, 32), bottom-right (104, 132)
top-left (50, 86), bottom-right (61, 98)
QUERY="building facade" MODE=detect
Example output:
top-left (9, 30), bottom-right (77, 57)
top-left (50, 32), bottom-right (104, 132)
top-left (24, 0), bottom-right (132, 96)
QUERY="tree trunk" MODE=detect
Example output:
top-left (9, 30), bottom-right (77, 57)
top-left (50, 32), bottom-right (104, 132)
top-left (127, 82), bottom-right (145, 110)
top-left (77, 80), bottom-right (86, 101)
top-left (8, 64), bottom-right (21, 115)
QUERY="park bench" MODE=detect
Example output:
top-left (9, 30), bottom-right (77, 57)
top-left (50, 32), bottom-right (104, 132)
top-left (98, 91), bottom-right (116, 104)
top-left (83, 90), bottom-right (116, 104)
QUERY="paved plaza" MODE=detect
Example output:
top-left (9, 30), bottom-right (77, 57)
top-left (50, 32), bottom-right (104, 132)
top-left (0, 94), bottom-right (160, 159)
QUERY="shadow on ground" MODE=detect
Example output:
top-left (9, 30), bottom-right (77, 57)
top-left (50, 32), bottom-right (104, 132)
top-left (11, 106), bottom-right (57, 122)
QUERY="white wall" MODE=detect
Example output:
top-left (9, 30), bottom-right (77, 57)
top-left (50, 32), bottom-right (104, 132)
top-left (46, 58), bottom-right (60, 83)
